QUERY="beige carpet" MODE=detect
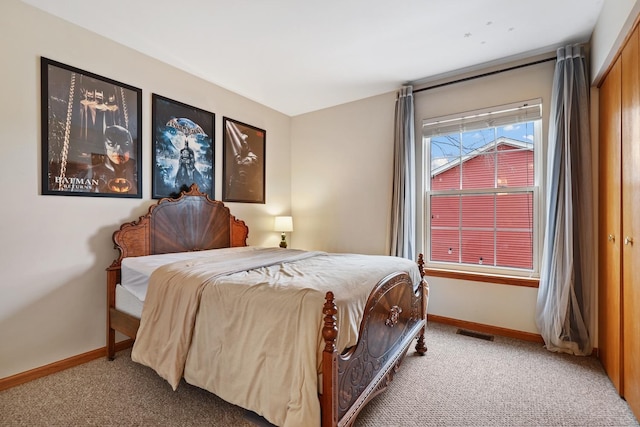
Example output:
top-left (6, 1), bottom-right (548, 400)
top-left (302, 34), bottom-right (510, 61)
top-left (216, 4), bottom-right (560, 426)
top-left (1, 322), bottom-right (638, 426)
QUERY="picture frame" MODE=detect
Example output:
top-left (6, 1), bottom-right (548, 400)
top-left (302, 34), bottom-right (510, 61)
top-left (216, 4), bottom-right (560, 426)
top-left (222, 117), bottom-right (266, 204)
top-left (41, 57), bottom-right (142, 197)
top-left (152, 94), bottom-right (215, 199)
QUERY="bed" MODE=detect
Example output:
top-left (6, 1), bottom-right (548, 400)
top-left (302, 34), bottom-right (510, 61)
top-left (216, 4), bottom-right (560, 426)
top-left (106, 184), bottom-right (428, 427)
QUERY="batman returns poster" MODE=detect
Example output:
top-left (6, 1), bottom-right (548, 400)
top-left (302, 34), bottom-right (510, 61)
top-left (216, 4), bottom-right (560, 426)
top-left (40, 57), bottom-right (142, 198)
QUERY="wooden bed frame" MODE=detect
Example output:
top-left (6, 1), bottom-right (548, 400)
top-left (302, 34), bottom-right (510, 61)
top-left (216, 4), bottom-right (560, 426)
top-left (106, 184), bottom-right (428, 427)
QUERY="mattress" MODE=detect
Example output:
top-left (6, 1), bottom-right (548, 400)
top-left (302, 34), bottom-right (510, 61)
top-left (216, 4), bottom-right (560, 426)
top-left (114, 246), bottom-right (262, 318)
top-left (115, 284), bottom-right (144, 318)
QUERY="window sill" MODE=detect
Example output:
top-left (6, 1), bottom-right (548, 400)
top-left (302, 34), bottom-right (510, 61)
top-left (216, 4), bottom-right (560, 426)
top-left (424, 268), bottom-right (539, 288)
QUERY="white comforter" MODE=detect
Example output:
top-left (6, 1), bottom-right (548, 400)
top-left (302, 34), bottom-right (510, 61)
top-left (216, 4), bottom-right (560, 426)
top-left (131, 247), bottom-right (420, 427)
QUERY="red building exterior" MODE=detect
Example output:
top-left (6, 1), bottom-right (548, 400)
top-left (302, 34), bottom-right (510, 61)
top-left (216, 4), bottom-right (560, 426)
top-left (430, 137), bottom-right (534, 270)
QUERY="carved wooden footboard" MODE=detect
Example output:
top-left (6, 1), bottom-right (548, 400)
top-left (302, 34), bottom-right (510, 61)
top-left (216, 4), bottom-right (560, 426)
top-left (321, 256), bottom-right (428, 427)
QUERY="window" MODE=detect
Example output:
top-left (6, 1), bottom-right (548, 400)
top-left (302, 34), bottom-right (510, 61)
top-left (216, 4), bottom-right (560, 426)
top-left (423, 100), bottom-right (542, 276)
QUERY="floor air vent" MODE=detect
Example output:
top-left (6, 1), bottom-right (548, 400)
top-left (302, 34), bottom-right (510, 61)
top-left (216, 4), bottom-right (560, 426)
top-left (456, 329), bottom-right (494, 341)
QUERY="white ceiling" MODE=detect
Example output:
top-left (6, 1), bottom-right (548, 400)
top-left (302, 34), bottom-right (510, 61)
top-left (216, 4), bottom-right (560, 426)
top-left (22, 0), bottom-right (604, 116)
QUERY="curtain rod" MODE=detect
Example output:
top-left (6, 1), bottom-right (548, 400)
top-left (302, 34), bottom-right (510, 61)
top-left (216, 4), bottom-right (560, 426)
top-left (413, 56), bottom-right (556, 94)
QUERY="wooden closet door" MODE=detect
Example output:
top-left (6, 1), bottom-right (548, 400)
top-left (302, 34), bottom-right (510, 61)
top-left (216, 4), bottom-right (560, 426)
top-left (598, 56), bottom-right (622, 394)
top-left (622, 24), bottom-right (640, 418)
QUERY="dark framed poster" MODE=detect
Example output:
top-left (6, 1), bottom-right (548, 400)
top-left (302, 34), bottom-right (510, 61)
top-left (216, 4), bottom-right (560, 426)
top-left (41, 57), bottom-right (142, 197)
top-left (222, 117), bottom-right (265, 203)
top-left (152, 94), bottom-right (215, 199)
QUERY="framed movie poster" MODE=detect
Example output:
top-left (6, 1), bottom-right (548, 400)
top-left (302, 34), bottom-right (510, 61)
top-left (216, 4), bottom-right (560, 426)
top-left (152, 94), bottom-right (215, 199)
top-left (41, 57), bottom-right (142, 197)
top-left (222, 117), bottom-right (265, 203)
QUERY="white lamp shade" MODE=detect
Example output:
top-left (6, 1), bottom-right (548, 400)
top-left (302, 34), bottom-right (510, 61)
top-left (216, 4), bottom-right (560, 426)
top-left (274, 216), bottom-right (293, 232)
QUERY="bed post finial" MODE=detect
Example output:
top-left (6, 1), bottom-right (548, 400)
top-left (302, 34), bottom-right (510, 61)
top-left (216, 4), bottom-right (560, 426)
top-left (417, 253), bottom-right (425, 278)
top-left (321, 292), bottom-right (338, 427)
top-left (322, 292), bottom-right (338, 352)
top-left (416, 253), bottom-right (428, 356)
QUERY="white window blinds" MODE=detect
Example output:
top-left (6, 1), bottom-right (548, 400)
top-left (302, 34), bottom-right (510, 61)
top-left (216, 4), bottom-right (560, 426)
top-left (423, 99), bottom-right (542, 138)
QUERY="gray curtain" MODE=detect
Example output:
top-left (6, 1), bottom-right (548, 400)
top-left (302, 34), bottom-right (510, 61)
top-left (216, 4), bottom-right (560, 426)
top-left (390, 86), bottom-right (416, 260)
top-left (536, 45), bottom-right (594, 356)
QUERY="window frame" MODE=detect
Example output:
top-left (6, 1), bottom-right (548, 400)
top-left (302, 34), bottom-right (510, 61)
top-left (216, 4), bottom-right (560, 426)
top-left (422, 100), bottom-right (543, 279)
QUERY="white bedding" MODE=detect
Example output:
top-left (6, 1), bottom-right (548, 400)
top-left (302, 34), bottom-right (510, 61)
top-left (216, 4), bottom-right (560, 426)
top-left (120, 246), bottom-right (263, 301)
top-left (115, 285), bottom-right (144, 318)
top-left (115, 247), bottom-right (265, 316)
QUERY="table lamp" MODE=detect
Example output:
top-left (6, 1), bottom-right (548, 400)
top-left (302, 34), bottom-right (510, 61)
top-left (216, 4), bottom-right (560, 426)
top-left (274, 216), bottom-right (293, 248)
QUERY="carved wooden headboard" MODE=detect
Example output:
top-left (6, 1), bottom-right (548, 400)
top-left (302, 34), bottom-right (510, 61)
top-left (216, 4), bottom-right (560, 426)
top-left (109, 184), bottom-right (249, 268)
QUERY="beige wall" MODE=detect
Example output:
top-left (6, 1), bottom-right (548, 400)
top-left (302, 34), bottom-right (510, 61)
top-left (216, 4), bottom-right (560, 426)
top-left (0, 0), bottom-right (292, 379)
top-left (291, 92), bottom-right (396, 255)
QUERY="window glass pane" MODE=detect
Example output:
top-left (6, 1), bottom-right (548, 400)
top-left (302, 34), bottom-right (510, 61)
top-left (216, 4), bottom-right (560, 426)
top-left (496, 193), bottom-right (533, 229)
top-left (461, 128), bottom-right (495, 155)
top-left (496, 121), bottom-right (535, 140)
top-left (496, 147), bottom-right (533, 188)
top-left (496, 231), bottom-right (533, 269)
top-left (460, 230), bottom-right (494, 266)
top-left (430, 134), bottom-right (460, 190)
top-left (462, 152), bottom-right (496, 190)
top-left (431, 195), bottom-right (459, 227)
top-left (461, 194), bottom-right (494, 229)
top-left (430, 229), bottom-right (460, 263)
top-left (495, 121), bottom-right (535, 188)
